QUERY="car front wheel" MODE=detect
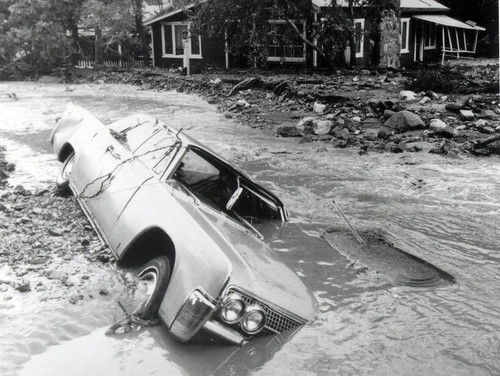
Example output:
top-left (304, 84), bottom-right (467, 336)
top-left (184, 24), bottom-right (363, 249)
top-left (56, 152), bottom-right (75, 194)
top-left (135, 256), bottom-right (171, 321)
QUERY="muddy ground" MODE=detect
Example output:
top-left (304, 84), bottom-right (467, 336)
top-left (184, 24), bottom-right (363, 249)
top-left (1, 71), bottom-right (499, 375)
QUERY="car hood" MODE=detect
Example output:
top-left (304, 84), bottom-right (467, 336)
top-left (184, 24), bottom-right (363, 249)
top-left (198, 206), bottom-right (316, 321)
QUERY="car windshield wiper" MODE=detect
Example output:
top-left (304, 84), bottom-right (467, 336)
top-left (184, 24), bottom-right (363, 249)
top-left (229, 210), bottom-right (264, 241)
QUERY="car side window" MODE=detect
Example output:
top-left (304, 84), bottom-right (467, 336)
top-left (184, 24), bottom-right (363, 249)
top-left (172, 148), bottom-right (284, 225)
top-left (173, 149), bottom-right (238, 210)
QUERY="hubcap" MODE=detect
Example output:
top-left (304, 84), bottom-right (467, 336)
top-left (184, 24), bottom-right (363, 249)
top-left (134, 267), bottom-right (158, 314)
top-left (62, 156), bottom-right (75, 180)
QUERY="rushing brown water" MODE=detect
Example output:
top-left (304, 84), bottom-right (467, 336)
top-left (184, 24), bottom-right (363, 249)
top-left (1, 83), bottom-right (499, 376)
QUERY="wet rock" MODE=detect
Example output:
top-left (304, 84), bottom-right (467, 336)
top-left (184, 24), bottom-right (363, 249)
top-left (482, 110), bottom-right (498, 120)
top-left (14, 185), bottom-right (28, 195)
top-left (47, 270), bottom-right (66, 280)
top-left (12, 203), bottom-right (28, 211)
top-left (445, 103), bottom-right (462, 112)
top-left (390, 143), bottom-right (406, 153)
top-left (384, 110), bottom-right (396, 118)
top-left (478, 126), bottom-right (496, 134)
top-left (48, 228), bottom-right (64, 237)
top-left (312, 120), bottom-right (333, 135)
top-left (364, 129), bottom-right (379, 141)
top-left (429, 119), bottom-right (457, 138)
top-left (236, 99), bottom-right (250, 108)
top-left (399, 90), bottom-right (417, 101)
top-left (277, 126), bottom-right (301, 137)
top-left (15, 281), bottom-right (31, 293)
top-left (296, 117), bottom-right (315, 131)
top-left (313, 102), bottom-right (326, 114)
top-left (378, 129), bottom-right (390, 139)
top-left (384, 111), bottom-right (426, 132)
top-left (426, 90), bottom-right (439, 100)
top-left (419, 96), bottom-right (431, 105)
top-left (460, 110), bottom-right (475, 120)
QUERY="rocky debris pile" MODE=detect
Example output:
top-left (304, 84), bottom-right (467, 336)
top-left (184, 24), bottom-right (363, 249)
top-left (67, 64), bottom-right (499, 157)
top-left (279, 89), bottom-right (500, 156)
top-left (405, 63), bottom-right (499, 95)
top-left (0, 146), bottom-right (113, 299)
top-left (0, 146), bottom-right (15, 187)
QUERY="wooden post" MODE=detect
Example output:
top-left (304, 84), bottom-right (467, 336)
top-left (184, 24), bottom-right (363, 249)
top-left (441, 26), bottom-right (446, 64)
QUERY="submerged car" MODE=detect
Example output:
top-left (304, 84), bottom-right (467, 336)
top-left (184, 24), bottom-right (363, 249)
top-left (50, 103), bottom-right (316, 345)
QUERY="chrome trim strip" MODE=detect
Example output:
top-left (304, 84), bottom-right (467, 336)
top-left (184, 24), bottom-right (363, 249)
top-left (203, 320), bottom-right (247, 346)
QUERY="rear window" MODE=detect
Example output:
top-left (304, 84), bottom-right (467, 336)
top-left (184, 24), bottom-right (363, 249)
top-left (126, 122), bottom-right (179, 174)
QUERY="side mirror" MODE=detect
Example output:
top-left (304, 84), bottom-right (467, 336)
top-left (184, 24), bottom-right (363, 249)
top-left (226, 187), bottom-right (243, 211)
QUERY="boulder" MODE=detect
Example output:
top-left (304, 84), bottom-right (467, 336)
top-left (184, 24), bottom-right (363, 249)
top-left (426, 90), bottom-right (440, 100)
top-left (236, 99), bottom-right (250, 108)
top-left (460, 109), bottom-right (475, 120)
top-left (296, 117), bottom-right (315, 131)
top-left (399, 90), bottom-right (417, 101)
top-left (277, 126), bottom-right (301, 137)
top-left (429, 119), bottom-right (457, 138)
top-left (312, 120), bottom-right (333, 135)
top-left (384, 110), bottom-right (426, 132)
top-left (445, 103), bottom-right (462, 112)
top-left (419, 96), bottom-right (431, 105)
top-left (313, 102), bottom-right (326, 114)
top-left (482, 110), bottom-right (498, 120)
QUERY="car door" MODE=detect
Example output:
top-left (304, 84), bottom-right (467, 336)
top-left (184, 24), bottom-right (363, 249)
top-left (81, 120), bottom-right (180, 245)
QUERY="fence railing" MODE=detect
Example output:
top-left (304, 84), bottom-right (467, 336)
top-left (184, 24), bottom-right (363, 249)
top-left (77, 59), bottom-right (145, 68)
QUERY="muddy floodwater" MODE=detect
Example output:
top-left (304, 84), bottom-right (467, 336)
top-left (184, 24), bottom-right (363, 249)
top-left (1, 82), bottom-right (499, 376)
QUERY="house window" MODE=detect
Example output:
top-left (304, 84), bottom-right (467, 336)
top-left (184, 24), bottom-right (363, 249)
top-left (354, 19), bottom-right (365, 58)
top-left (424, 22), bottom-right (437, 49)
top-left (161, 22), bottom-right (202, 58)
top-left (267, 20), bottom-right (305, 62)
top-left (401, 18), bottom-right (410, 53)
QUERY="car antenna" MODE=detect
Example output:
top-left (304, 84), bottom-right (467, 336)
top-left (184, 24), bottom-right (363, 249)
top-left (332, 200), bottom-right (365, 245)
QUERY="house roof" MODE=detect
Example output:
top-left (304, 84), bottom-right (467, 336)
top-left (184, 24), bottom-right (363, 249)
top-left (144, 3), bottom-right (197, 26)
top-left (313, 0), bottom-right (449, 11)
top-left (412, 14), bottom-right (485, 30)
top-left (400, 0), bottom-right (449, 11)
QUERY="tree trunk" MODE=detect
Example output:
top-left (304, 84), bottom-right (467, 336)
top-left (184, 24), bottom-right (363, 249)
top-left (348, 0), bottom-right (356, 67)
top-left (284, 17), bottom-right (335, 71)
top-left (134, 0), bottom-right (150, 66)
top-left (95, 26), bottom-right (103, 65)
top-left (70, 23), bottom-right (80, 66)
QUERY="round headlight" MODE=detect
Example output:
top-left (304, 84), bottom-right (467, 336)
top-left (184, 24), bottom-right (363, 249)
top-left (220, 293), bottom-right (245, 324)
top-left (241, 304), bottom-right (266, 334)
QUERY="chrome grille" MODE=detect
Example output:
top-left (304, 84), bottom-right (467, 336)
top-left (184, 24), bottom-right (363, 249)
top-left (226, 288), bottom-right (302, 335)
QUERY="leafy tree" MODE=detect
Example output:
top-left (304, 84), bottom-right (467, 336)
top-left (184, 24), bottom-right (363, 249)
top-left (0, 0), bottom-right (71, 72)
top-left (189, 0), bottom-right (396, 70)
top-left (80, 0), bottom-right (136, 64)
